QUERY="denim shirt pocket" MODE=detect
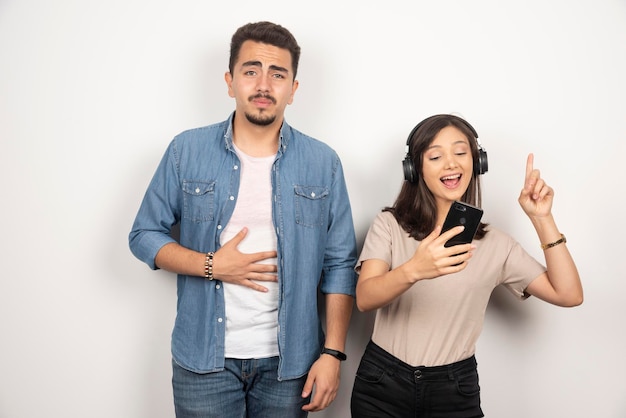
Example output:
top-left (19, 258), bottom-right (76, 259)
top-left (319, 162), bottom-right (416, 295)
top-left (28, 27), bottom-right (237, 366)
top-left (294, 185), bottom-right (329, 227)
top-left (182, 180), bottom-right (216, 222)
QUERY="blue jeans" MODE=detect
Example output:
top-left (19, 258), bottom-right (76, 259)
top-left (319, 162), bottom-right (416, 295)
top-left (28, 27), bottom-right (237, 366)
top-left (172, 357), bottom-right (309, 418)
top-left (351, 340), bottom-right (484, 418)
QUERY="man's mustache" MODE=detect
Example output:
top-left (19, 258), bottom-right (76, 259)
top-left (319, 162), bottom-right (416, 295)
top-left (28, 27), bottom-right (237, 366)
top-left (249, 93), bottom-right (277, 104)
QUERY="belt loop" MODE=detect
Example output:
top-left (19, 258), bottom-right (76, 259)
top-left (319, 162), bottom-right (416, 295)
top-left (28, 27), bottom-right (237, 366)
top-left (448, 367), bottom-right (455, 381)
top-left (387, 359), bottom-right (398, 377)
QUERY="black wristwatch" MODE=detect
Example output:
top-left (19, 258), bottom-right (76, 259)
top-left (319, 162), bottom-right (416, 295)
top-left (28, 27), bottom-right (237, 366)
top-left (321, 347), bottom-right (347, 361)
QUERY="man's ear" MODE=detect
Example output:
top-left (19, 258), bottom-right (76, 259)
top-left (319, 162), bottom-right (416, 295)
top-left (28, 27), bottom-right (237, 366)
top-left (287, 79), bottom-right (299, 105)
top-left (225, 72), bottom-right (234, 98)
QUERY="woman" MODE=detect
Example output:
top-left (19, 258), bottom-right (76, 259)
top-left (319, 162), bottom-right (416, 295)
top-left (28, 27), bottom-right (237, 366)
top-left (350, 114), bottom-right (583, 417)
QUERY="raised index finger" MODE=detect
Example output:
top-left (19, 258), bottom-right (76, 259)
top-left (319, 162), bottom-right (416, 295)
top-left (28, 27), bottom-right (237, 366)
top-left (525, 153), bottom-right (534, 180)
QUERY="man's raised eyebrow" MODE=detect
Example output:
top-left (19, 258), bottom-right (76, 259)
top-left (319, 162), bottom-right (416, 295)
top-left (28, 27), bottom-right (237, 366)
top-left (269, 64), bottom-right (290, 74)
top-left (241, 60), bottom-right (290, 74)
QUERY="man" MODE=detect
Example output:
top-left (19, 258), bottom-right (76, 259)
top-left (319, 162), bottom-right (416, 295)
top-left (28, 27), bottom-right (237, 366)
top-left (129, 21), bottom-right (357, 417)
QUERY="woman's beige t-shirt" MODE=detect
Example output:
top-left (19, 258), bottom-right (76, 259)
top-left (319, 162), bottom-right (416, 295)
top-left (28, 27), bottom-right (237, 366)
top-left (357, 211), bottom-right (546, 367)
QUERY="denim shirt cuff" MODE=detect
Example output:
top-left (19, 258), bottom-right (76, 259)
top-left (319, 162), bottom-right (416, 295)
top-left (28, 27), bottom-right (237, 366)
top-left (319, 268), bottom-right (357, 297)
top-left (132, 233), bottom-right (177, 270)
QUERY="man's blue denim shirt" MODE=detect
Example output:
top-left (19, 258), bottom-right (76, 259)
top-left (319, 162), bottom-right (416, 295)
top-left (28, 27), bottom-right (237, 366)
top-left (129, 113), bottom-right (357, 380)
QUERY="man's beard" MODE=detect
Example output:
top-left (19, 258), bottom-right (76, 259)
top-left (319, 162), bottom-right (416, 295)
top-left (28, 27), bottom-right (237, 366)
top-left (244, 111), bottom-right (276, 126)
top-left (245, 93), bottom-right (277, 126)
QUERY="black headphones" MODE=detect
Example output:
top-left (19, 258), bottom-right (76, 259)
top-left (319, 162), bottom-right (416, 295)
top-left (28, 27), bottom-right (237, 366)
top-left (402, 114), bottom-right (488, 183)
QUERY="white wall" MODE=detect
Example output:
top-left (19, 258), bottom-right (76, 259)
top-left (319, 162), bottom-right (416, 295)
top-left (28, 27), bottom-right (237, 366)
top-left (1, 0), bottom-right (624, 417)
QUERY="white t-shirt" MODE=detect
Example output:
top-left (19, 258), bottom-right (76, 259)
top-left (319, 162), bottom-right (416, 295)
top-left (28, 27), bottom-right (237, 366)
top-left (221, 145), bottom-right (279, 359)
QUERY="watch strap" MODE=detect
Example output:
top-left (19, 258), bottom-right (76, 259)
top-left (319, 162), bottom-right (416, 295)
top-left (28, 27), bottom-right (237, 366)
top-left (321, 347), bottom-right (347, 361)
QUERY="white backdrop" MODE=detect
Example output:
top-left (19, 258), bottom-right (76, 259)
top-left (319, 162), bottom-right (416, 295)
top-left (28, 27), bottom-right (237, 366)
top-left (1, 1), bottom-right (625, 417)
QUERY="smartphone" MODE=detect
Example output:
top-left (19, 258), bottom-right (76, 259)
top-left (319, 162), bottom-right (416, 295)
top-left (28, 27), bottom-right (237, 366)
top-left (441, 201), bottom-right (484, 248)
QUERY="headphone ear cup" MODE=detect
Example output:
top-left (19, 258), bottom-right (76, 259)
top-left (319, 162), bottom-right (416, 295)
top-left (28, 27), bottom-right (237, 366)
top-left (476, 148), bottom-right (488, 175)
top-left (403, 155), bottom-right (418, 183)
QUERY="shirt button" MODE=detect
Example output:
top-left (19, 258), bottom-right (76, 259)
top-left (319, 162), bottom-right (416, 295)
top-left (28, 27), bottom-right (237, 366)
top-left (217, 225), bottom-right (222, 230)
top-left (233, 165), bottom-right (239, 170)
top-left (218, 318), bottom-right (223, 323)
top-left (215, 284), bottom-right (221, 289)
top-left (195, 188), bottom-right (200, 194)
top-left (310, 192), bottom-right (316, 198)
top-left (229, 196), bottom-right (235, 200)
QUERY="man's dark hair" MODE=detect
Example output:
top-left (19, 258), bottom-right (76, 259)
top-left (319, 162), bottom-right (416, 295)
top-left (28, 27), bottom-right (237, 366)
top-left (229, 21), bottom-right (301, 79)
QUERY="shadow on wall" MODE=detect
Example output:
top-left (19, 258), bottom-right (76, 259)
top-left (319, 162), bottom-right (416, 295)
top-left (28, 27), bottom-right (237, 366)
top-left (485, 285), bottom-right (536, 336)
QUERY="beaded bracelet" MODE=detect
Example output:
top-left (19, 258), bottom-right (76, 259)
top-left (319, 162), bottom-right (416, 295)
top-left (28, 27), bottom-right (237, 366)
top-left (541, 234), bottom-right (566, 250)
top-left (204, 252), bottom-right (214, 280)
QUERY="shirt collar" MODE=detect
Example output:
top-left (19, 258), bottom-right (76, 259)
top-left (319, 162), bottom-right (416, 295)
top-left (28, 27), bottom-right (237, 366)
top-left (223, 111), bottom-right (291, 154)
